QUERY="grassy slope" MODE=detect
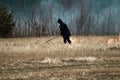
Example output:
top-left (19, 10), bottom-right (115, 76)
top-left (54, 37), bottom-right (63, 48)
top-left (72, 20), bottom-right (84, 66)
top-left (0, 36), bottom-right (120, 80)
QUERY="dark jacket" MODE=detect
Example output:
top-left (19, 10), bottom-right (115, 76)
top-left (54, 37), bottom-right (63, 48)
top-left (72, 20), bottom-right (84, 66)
top-left (58, 19), bottom-right (71, 37)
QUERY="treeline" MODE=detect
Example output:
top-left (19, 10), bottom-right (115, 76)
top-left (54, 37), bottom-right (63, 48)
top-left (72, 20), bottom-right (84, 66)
top-left (14, 0), bottom-right (120, 37)
top-left (13, 11), bottom-right (59, 37)
top-left (75, 0), bottom-right (120, 35)
top-left (0, 0), bottom-right (120, 38)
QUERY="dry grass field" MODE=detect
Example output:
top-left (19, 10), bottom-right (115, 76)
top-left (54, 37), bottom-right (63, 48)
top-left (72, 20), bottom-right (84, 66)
top-left (0, 36), bottom-right (120, 80)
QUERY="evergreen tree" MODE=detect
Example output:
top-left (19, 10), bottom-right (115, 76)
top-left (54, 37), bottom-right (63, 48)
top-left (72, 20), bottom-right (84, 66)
top-left (0, 4), bottom-right (15, 37)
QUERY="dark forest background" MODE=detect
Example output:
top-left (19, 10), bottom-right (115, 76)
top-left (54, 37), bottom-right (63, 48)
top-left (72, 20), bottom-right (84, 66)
top-left (0, 0), bottom-right (120, 37)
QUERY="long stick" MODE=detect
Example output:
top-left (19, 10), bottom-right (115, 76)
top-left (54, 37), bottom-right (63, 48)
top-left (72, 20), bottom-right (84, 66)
top-left (45, 36), bottom-right (59, 43)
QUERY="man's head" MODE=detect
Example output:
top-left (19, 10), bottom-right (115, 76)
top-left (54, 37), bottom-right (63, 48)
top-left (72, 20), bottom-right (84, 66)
top-left (57, 19), bottom-right (62, 24)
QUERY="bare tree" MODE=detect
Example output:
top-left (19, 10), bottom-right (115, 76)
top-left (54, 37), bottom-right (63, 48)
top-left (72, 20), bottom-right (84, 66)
top-left (76, 0), bottom-right (93, 35)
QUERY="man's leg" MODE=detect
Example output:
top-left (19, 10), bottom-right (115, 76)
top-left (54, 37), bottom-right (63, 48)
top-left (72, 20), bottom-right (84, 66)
top-left (67, 36), bottom-right (71, 44)
top-left (63, 37), bottom-right (67, 44)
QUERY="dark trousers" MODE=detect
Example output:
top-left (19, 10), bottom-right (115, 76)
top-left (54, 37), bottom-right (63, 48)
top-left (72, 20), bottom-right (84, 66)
top-left (62, 36), bottom-right (71, 44)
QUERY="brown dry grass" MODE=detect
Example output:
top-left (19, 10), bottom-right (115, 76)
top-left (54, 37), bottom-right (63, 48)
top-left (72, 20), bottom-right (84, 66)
top-left (0, 36), bottom-right (120, 80)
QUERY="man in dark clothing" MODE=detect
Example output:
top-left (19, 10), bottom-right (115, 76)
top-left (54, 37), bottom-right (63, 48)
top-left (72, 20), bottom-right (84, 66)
top-left (57, 19), bottom-right (71, 44)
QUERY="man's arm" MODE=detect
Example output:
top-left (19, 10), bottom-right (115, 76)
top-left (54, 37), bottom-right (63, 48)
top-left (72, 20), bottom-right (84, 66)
top-left (64, 24), bottom-right (71, 36)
